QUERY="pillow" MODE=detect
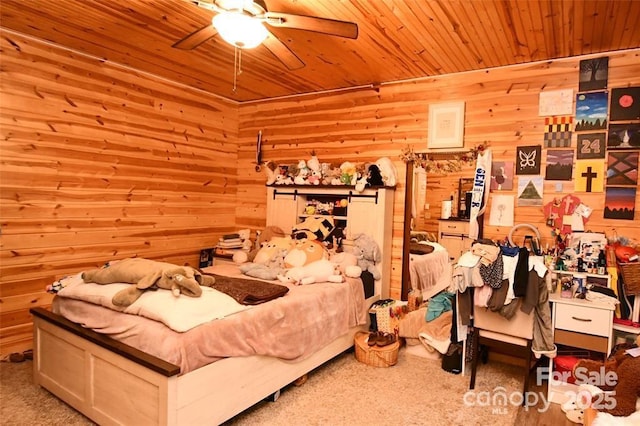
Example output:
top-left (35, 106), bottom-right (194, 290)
top-left (284, 239), bottom-right (328, 268)
top-left (253, 236), bottom-right (294, 265)
top-left (292, 216), bottom-right (334, 241)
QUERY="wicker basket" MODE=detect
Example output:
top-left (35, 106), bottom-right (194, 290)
top-left (354, 331), bottom-right (399, 368)
top-left (619, 262), bottom-right (640, 294)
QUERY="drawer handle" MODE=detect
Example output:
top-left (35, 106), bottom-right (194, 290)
top-left (571, 316), bottom-right (592, 322)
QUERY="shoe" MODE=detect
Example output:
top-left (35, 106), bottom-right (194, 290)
top-left (367, 331), bottom-right (380, 346)
top-left (376, 332), bottom-right (396, 347)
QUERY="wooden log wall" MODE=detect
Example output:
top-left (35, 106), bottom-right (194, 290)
top-left (0, 33), bottom-right (238, 356)
top-left (1, 30), bottom-right (638, 357)
top-left (237, 49), bottom-right (640, 300)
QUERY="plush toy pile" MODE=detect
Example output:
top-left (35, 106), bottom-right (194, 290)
top-left (235, 224), bottom-right (381, 286)
top-left (264, 153), bottom-right (398, 190)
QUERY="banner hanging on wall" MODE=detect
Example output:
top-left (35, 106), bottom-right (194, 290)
top-left (469, 149), bottom-right (492, 240)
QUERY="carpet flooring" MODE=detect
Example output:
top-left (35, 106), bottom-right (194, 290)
top-left (1, 347), bottom-right (524, 425)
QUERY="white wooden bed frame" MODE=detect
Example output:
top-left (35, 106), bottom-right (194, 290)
top-left (31, 296), bottom-right (375, 425)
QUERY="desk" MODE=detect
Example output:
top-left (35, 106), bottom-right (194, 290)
top-left (547, 293), bottom-right (615, 404)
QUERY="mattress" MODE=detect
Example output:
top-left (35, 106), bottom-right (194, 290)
top-left (52, 263), bottom-right (367, 374)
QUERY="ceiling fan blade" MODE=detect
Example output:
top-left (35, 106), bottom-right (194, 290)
top-left (262, 32), bottom-right (305, 70)
top-left (265, 13), bottom-right (358, 39)
top-left (172, 25), bottom-right (218, 50)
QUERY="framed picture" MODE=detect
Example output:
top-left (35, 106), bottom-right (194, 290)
top-left (576, 133), bottom-right (606, 159)
top-left (428, 101), bottom-right (465, 149)
top-left (608, 123), bottom-right (640, 149)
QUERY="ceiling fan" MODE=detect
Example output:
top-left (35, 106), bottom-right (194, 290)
top-left (173, 0), bottom-right (358, 70)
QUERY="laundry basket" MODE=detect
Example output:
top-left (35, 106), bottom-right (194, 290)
top-left (354, 332), bottom-right (399, 368)
top-left (619, 262), bottom-right (640, 294)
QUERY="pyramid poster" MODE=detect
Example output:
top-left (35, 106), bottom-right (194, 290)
top-left (517, 176), bottom-right (543, 206)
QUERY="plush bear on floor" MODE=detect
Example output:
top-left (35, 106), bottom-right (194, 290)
top-left (572, 335), bottom-right (640, 417)
top-left (82, 257), bottom-right (215, 307)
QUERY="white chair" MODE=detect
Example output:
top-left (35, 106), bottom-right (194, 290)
top-left (469, 305), bottom-right (536, 404)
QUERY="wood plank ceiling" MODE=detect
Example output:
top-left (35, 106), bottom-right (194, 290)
top-left (1, 0), bottom-right (639, 103)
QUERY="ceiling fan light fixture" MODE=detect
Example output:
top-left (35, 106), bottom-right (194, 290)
top-left (212, 12), bottom-right (268, 49)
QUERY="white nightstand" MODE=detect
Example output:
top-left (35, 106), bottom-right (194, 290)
top-left (547, 293), bottom-right (615, 404)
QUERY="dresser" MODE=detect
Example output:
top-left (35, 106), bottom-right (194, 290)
top-left (547, 293), bottom-right (615, 404)
top-left (438, 218), bottom-right (477, 262)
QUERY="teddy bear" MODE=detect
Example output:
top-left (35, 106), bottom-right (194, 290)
top-left (277, 259), bottom-right (344, 285)
top-left (239, 248), bottom-right (288, 280)
top-left (351, 233), bottom-right (382, 280)
top-left (82, 257), bottom-right (215, 307)
top-left (329, 251), bottom-right (362, 278)
top-left (572, 335), bottom-right (640, 417)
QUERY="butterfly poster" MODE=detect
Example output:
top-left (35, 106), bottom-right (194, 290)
top-left (516, 145), bottom-right (541, 175)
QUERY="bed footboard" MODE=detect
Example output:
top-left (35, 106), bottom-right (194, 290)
top-left (31, 308), bottom-right (180, 425)
top-left (31, 307), bottom-right (368, 425)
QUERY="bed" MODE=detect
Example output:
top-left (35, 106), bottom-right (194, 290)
top-left (31, 261), bottom-right (376, 425)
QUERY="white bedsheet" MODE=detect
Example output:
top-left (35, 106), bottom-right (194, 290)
top-left (57, 273), bottom-right (251, 332)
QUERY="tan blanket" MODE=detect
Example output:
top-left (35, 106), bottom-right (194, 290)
top-left (52, 263), bottom-right (367, 374)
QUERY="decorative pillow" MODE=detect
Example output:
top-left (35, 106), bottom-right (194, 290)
top-left (284, 239), bottom-right (328, 268)
top-left (253, 236), bottom-right (294, 265)
top-left (292, 216), bottom-right (334, 241)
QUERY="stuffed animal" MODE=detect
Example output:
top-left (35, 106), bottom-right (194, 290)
top-left (264, 161), bottom-right (277, 185)
top-left (284, 239), bottom-right (328, 268)
top-left (366, 164), bottom-right (385, 186)
top-left (277, 259), bottom-right (344, 285)
top-left (339, 161), bottom-right (357, 185)
top-left (294, 160), bottom-right (310, 185)
top-left (253, 236), bottom-right (294, 265)
top-left (291, 216), bottom-right (334, 241)
top-left (330, 251), bottom-right (362, 278)
top-left (325, 227), bottom-right (346, 252)
top-left (239, 249), bottom-right (287, 280)
top-left (351, 233), bottom-right (382, 280)
top-left (82, 258), bottom-right (215, 307)
top-left (572, 335), bottom-right (640, 417)
top-left (375, 157), bottom-right (397, 187)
